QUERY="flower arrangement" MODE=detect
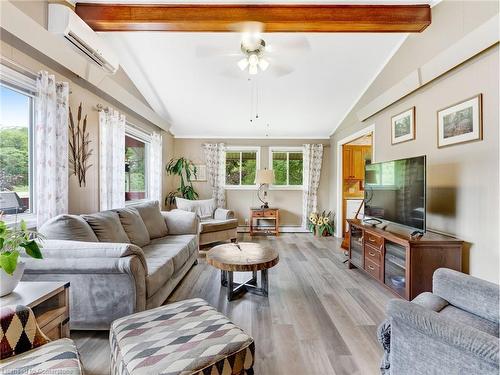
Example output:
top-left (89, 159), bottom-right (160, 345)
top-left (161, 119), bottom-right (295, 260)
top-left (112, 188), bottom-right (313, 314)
top-left (308, 211), bottom-right (335, 237)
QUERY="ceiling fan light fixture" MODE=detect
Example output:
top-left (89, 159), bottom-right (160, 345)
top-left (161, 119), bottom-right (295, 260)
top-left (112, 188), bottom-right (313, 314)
top-left (238, 58), bottom-right (249, 71)
top-left (258, 58), bottom-right (269, 71)
top-left (248, 54), bottom-right (259, 66)
top-left (248, 64), bottom-right (258, 75)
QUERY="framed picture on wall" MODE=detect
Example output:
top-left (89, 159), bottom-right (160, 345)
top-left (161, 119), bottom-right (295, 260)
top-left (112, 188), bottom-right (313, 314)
top-left (437, 94), bottom-right (483, 148)
top-left (192, 164), bottom-right (207, 181)
top-left (391, 107), bottom-right (416, 145)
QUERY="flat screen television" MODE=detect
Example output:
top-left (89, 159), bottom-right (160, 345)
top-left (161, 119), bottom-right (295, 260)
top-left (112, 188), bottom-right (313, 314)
top-left (364, 155), bottom-right (426, 231)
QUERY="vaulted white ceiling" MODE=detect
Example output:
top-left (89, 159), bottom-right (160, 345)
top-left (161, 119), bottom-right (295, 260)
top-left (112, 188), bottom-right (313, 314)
top-left (103, 31), bottom-right (406, 138)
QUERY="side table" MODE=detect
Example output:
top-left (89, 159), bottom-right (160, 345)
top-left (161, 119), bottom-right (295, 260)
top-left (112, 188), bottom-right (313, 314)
top-left (249, 208), bottom-right (280, 236)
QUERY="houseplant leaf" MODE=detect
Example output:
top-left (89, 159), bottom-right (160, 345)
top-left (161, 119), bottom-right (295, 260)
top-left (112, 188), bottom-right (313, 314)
top-left (0, 251), bottom-right (20, 275)
top-left (20, 240), bottom-right (43, 259)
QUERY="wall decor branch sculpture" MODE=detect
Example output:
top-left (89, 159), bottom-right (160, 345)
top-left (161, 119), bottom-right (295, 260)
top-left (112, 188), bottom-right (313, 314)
top-left (69, 103), bottom-right (93, 187)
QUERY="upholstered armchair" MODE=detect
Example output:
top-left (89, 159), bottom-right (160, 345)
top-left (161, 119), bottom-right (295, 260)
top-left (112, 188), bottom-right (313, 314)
top-left (378, 268), bottom-right (499, 375)
top-left (175, 197), bottom-right (238, 246)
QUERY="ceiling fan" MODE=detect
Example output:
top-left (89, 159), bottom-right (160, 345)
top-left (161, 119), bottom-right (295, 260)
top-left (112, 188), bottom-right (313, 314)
top-left (196, 21), bottom-right (310, 77)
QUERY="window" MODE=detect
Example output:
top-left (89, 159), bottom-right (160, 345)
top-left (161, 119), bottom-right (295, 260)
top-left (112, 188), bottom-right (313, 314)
top-left (269, 148), bottom-right (303, 188)
top-left (0, 84), bottom-right (35, 219)
top-left (125, 125), bottom-right (150, 202)
top-left (225, 148), bottom-right (259, 187)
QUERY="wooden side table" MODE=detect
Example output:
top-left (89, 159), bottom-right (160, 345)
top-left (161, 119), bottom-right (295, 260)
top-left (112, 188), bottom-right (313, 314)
top-left (0, 281), bottom-right (70, 339)
top-left (249, 208), bottom-right (280, 236)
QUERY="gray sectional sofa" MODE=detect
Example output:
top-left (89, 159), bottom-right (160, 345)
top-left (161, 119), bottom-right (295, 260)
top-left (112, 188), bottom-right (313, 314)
top-left (22, 201), bottom-right (199, 330)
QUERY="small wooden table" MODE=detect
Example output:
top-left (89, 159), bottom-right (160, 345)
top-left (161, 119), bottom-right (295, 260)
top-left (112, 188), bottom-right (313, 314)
top-left (249, 208), bottom-right (280, 236)
top-left (0, 281), bottom-right (70, 339)
top-left (206, 242), bottom-right (279, 301)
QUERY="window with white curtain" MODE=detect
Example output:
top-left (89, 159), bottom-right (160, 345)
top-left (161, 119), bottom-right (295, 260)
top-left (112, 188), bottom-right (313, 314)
top-left (269, 147), bottom-right (304, 189)
top-left (125, 124), bottom-right (150, 203)
top-left (0, 64), bottom-right (36, 221)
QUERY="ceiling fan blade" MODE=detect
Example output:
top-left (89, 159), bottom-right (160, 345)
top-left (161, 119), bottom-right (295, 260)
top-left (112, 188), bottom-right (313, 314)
top-left (219, 66), bottom-right (247, 79)
top-left (266, 37), bottom-right (311, 54)
top-left (195, 45), bottom-right (239, 58)
top-left (268, 64), bottom-right (294, 77)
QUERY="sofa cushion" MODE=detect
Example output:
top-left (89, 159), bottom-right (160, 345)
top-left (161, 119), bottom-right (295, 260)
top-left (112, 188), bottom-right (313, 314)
top-left (39, 215), bottom-right (98, 242)
top-left (439, 305), bottom-right (499, 337)
top-left (82, 211), bottom-right (130, 243)
top-left (199, 218), bottom-right (238, 234)
top-left (114, 207), bottom-right (150, 247)
top-left (133, 200), bottom-right (168, 239)
top-left (142, 234), bottom-right (198, 298)
top-left (176, 197), bottom-right (216, 219)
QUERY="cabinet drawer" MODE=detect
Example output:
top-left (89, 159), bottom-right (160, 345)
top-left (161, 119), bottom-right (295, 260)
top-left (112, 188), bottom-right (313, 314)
top-left (364, 257), bottom-right (381, 280)
top-left (264, 210), bottom-right (277, 217)
top-left (252, 211), bottom-right (264, 217)
top-left (365, 232), bottom-right (383, 249)
top-left (364, 245), bottom-right (382, 265)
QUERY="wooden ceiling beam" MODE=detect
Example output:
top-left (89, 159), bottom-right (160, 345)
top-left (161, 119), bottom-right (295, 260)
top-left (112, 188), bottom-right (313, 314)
top-left (74, 4), bottom-right (431, 33)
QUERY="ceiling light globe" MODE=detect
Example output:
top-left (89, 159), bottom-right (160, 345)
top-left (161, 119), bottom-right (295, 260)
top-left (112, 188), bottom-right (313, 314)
top-left (248, 54), bottom-right (259, 65)
top-left (258, 58), bottom-right (269, 71)
top-left (237, 58), bottom-right (249, 71)
top-left (249, 64), bottom-right (258, 75)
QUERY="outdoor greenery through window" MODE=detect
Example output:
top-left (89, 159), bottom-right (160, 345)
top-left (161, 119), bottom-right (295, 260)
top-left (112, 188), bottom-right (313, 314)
top-left (125, 133), bottom-right (148, 201)
top-left (225, 150), bottom-right (258, 186)
top-left (271, 150), bottom-right (303, 186)
top-left (366, 161), bottom-right (396, 186)
top-left (0, 84), bottom-right (33, 217)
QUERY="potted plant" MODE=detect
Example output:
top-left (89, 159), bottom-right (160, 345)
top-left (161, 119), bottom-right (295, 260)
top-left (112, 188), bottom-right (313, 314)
top-left (308, 211), bottom-right (335, 237)
top-left (165, 157), bottom-right (199, 207)
top-left (0, 219), bottom-right (43, 296)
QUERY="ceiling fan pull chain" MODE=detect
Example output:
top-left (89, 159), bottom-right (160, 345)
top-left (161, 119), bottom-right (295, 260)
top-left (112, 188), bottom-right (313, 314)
top-left (249, 78), bottom-right (254, 124)
top-left (255, 78), bottom-right (259, 120)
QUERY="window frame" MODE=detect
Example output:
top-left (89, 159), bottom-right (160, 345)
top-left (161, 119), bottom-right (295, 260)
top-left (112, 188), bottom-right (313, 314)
top-left (224, 146), bottom-right (261, 190)
top-left (124, 123), bottom-right (151, 205)
top-left (0, 63), bottom-right (37, 225)
top-left (268, 146), bottom-right (304, 190)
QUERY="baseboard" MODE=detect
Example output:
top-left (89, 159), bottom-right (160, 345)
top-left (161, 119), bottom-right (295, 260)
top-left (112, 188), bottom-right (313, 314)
top-left (237, 226), bottom-right (310, 233)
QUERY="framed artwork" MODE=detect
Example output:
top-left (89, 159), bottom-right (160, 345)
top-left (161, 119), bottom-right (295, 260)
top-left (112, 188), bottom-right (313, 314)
top-left (391, 107), bottom-right (415, 145)
top-left (193, 164), bottom-right (207, 181)
top-left (437, 94), bottom-right (483, 148)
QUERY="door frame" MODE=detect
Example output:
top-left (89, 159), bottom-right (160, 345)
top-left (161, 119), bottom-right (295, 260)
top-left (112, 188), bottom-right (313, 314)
top-left (335, 124), bottom-right (375, 237)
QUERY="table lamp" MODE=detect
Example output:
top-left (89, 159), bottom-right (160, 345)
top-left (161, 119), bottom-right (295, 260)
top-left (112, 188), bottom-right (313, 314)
top-left (255, 169), bottom-right (274, 209)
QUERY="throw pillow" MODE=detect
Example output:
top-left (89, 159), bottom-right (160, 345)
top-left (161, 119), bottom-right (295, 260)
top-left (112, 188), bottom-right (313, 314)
top-left (82, 211), bottom-right (130, 243)
top-left (38, 215), bottom-right (99, 242)
top-left (113, 207), bottom-right (150, 247)
top-left (133, 200), bottom-right (168, 239)
top-left (176, 197), bottom-right (216, 220)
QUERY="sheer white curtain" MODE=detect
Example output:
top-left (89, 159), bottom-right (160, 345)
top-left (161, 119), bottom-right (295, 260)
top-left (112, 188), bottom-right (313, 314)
top-left (99, 108), bottom-right (125, 210)
top-left (35, 71), bottom-right (69, 226)
top-left (202, 143), bottom-right (226, 208)
top-left (302, 144), bottom-right (324, 229)
top-left (149, 131), bottom-right (163, 203)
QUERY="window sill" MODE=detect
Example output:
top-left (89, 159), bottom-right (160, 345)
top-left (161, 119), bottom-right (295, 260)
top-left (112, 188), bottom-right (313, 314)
top-left (3, 213), bottom-right (37, 229)
top-left (269, 186), bottom-right (303, 191)
top-left (125, 198), bottom-right (151, 206)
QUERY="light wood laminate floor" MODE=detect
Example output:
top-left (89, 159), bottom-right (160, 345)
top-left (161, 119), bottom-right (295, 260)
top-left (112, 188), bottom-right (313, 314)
top-left (72, 233), bottom-right (394, 375)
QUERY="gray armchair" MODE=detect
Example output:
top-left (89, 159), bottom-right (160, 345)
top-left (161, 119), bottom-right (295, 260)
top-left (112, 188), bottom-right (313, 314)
top-left (378, 268), bottom-right (499, 375)
top-left (175, 197), bottom-right (238, 246)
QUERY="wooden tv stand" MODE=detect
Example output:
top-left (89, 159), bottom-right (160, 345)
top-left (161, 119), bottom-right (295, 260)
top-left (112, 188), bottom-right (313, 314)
top-left (347, 219), bottom-right (463, 300)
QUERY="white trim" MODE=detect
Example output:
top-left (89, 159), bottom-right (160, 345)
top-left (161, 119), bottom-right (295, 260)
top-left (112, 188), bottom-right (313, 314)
top-left (237, 225), bottom-right (309, 233)
top-left (268, 146), bottom-right (304, 189)
top-left (224, 146), bottom-right (261, 189)
top-left (173, 135), bottom-right (331, 140)
top-left (335, 124), bottom-right (375, 238)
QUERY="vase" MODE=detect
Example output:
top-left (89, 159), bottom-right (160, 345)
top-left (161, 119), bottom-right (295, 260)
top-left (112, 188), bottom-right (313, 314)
top-left (0, 261), bottom-right (25, 297)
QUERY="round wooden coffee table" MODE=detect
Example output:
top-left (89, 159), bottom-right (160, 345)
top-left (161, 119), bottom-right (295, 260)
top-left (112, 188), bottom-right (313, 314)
top-left (206, 242), bottom-right (279, 301)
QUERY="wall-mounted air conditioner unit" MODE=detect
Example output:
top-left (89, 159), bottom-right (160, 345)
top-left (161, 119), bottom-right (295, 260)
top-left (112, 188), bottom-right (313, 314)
top-left (48, 4), bottom-right (119, 74)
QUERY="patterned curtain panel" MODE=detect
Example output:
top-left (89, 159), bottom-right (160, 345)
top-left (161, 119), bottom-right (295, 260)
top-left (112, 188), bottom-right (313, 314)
top-left (35, 71), bottom-right (69, 227)
top-left (149, 132), bottom-right (163, 203)
top-left (302, 144), bottom-right (324, 228)
top-left (99, 108), bottom-right (125, 210)
top-left (202, 143), bottom-right (226, 208)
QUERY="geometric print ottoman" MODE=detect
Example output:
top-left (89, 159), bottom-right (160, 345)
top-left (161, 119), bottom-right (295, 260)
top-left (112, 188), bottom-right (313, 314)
top-left (110, 298), bottom-right (254, 375)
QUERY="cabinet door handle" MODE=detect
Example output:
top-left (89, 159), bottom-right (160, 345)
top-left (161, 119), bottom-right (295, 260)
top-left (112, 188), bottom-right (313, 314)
top-left (369, 252), bottom-right (376, 256)
top-left (368, 265), bottom-right (375, 270)
top-left (368, 238), bottom-right (375, 242)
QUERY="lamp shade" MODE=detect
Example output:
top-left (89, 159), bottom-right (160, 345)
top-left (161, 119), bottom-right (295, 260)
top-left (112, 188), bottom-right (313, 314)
top-left (255, 169), bottom-right (274, 184)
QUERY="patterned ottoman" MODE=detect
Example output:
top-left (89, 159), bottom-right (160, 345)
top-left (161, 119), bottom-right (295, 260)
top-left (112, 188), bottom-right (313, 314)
top-left (110, 298), bottom-right (255, 375)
